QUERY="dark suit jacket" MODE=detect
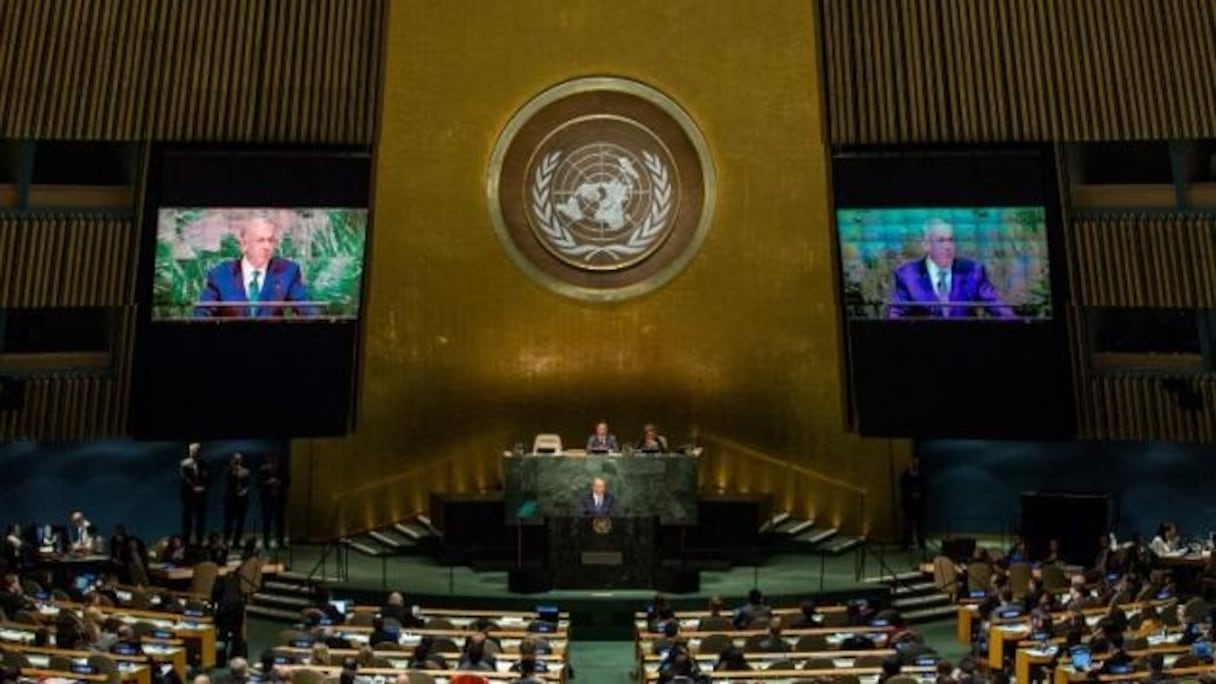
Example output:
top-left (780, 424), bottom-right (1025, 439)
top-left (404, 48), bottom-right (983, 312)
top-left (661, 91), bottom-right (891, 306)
top-left (196, 257), bottom-right (318, 318)
top-left (580, 491), bottom-right (618, 516)
top-left (889, 257), bottom-right (1015, 319)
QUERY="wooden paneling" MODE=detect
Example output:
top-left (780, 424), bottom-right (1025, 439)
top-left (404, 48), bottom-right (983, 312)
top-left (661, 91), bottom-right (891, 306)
top-left (821, 0), bottom-right (1216, 144)
top-left (0, 306), bottom-right (135, 440)
top-left (1071, 214), bottom-right (1216, 308)
top-left (1086, 375), bottom-right (1216, 442)
top-left (0, 0), bottom-right (384, 142)
top-left (0, 215), bottom-right (135, 307)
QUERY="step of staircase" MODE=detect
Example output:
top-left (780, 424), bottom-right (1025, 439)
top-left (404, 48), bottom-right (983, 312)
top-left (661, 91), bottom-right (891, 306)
top-left (818, 535), bottom-right (864, 555)
top-left (344, 536), bottom-right (387, 557)
top-left (760, 512), bottom-right (792, 534)
top-left (792, 526), bottom-right (839, 545)
top-left (903, 604), bottom-right (959, 623)
top-left (892, 592), bottom-right (953, 610)
top-left (370, 530), bottom-right (416, 549)
top-left (252, 592), bottom-right (315, 609)
top-left (414, 515), bottom-right (441, 536)
top-left (861, 570), bottom-right (925, 584)
top-left (277, 570), bottom-right (345, 584)
top-left (774, 518), bottom-right (811, 536)
top-left (262, 580), bottom-right (317, 595)
top-left (891, 581), bottom-right (941, 596)
top-left (247, 605), bottom-right (304, 621)
top-left (393, 522), bottom-right (436, 541)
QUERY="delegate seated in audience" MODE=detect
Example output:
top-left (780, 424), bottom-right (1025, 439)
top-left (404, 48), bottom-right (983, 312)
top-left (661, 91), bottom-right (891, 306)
top-left (309, 642), bottom-right (331, 666)
top-left (160, 535), bottom-right (187, 563)
top-left (521, 634), bottom-right (552, 657)
top-left (1134, 605), bottom-right (1163, 637)
top-left (657, 644), bottom-right (704, 684)
top-left (647, 592), bottom-right (676, 631)
top-left (511, 658), bottom-right (543, 684)
top-left (785, 598), bottom-right (821, 628)
top-left (1096, 631), bottom-right (1133, 675)
top-left (0, 571), bottom-right (32, 618)
top-left (1029, 608), bottom-right (1053, 640)
top-left (408, 637), bottom-right (447, 670)
top-left (511, 638), bottom-right (549, 673)
top-left (1150, 522), bottom-right (1181, 556)
top-left (652, 620), bottom-right (683, 655)
top-left (204, 533), bottom-right (228, 564)
top-left (698, 596), bottom-right (732, 631)
top-left (713, 647), bottom-right (751, 672)
top-left (1007, 536), bottom-right (1029, 564)
top-left (380, 591), bottom-right (423, 628)
top-left (1144, 653), bottom-right (1168, 684)
top-left (1041, 538), bottom-right (1061, 564)
top-left (458, 632), bottom-right (497, 672)
top-left (369, 616), bottom-right (398, 646)
top-left (732, 588), bottom-right (773, 628)
top-left (216, 658), bottom-right (249, 684)
top-left (1023, 577), bottom-right (1046, 614)
top-left (750, 621), bottom-right (791, 653)
top-left (878, 657), bottom-right (903, 684)
top-left (110, 623), bottom-right (143, 655)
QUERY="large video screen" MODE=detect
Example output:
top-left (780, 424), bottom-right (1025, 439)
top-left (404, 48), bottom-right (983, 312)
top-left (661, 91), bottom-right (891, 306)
top-left (833, 147), bottom-right (1073, 439)
top-left (153, 207), bottom-right (367, 320)
top-left (838, 207), bottom-right (1050, 320)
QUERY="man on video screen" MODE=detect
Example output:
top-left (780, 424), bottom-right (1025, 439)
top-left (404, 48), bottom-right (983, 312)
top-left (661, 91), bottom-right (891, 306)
top-left (888, 218), bottom-right (1014, 319)
top-left (195, 211), bottom-right (320, 318)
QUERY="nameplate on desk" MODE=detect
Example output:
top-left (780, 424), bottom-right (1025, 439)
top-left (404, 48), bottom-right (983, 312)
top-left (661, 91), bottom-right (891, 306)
top-left (581, 551), bottom-right (623, 566)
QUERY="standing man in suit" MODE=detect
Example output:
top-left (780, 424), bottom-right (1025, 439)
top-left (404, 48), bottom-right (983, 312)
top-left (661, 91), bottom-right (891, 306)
top-left (223, 453), bottom-right (252, 549)
top-left (580, 477), bottom-right (618, 516)
top-left (586, 421), bottom-right (619, 452)
top-left (258, 453), bottom-right (290, 549)
top-left (180, 443), bottom-right (210, 545)
top-left (195, 211), bottom-right (320, 318)
top-left (900, 458), bottom-right (926, 551)
top-left (888, 218), bottom-right (1015, 319)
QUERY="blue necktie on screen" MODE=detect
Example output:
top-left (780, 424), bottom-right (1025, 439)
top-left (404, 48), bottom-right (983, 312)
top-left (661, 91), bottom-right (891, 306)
top-left (249, 271), bottom-right (261, 317)
top-left (935, 270), bottom-right (949, 316)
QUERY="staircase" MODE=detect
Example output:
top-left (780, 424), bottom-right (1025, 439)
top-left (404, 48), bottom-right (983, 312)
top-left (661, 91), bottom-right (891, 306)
top-left (762, 512), bottom-right (866, 555)
top-left (247, 572), bottom-right (325, 621)
top-left (343, 515), bottom-right (441, 558)
top-left (861, 566), bottom-right (956, 623)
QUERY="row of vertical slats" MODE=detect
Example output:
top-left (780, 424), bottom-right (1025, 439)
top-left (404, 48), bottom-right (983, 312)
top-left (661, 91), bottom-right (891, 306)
top-left (1089, 376), bottom-right (1216, 443)
top-left (821, 0), bottom-right (1216, 144)
top-left (1071, 214), bottom-right (1216, 308)
top-left (0, 0), bottom-right (383, 142)
top-left (0, 215), bottom-right (134, 307)
top-left (0, 307), bottom-right (134, 440)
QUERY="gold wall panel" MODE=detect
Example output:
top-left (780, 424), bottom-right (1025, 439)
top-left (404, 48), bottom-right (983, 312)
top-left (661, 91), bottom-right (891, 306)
top-left (0, 0), bottom-right (382, 142)
top-left (821, 0), bottom-right (1216, 144)
top-left (293, 0), bottom-right (909, 541)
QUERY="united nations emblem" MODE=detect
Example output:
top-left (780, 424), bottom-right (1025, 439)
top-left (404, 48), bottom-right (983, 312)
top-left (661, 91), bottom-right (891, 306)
top-left (488, 77), bottom-right (715, 300)
top-left (592, 516), bottom-right (613, 535)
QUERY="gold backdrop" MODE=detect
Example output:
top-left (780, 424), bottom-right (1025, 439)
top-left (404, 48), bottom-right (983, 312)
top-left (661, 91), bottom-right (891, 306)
top-left (291, 0), bottom-right (909, 541)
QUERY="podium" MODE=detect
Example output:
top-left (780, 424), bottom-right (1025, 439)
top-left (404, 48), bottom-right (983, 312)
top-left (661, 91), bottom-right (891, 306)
top-left (547, 516), bottom-right (655, 589)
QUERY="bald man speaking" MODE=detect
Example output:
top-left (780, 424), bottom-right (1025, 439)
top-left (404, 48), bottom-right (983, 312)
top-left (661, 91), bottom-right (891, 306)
top-left (580, 477), bottom-right (618, 516)
top-left (888, 218), bottom-right (1014, 319)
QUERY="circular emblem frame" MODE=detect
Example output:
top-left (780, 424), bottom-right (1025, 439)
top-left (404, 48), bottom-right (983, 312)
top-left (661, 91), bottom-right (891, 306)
top-left (488, 77), bottom-right (716, 301)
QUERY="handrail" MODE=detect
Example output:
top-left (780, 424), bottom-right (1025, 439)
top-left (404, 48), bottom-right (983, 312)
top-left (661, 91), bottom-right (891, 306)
top-left (698, 432), bottom-right (869, 536)
top-left (698, 433), bottom-right (866, 494)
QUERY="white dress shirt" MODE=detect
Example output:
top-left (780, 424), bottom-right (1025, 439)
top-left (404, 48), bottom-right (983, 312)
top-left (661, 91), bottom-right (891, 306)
top-left (242, 258), bottom-right (265, 299)
top-left (926, 258), bottom-right (952, 301)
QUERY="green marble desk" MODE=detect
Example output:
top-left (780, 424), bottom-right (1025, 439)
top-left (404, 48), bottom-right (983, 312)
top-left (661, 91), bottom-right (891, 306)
top-left (503, 450), bottom-right (700, 525)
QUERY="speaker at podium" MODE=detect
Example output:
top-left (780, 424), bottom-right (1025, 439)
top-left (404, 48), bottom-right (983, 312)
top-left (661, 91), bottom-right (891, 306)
top-left (548, 516), bottom-right (655, 589)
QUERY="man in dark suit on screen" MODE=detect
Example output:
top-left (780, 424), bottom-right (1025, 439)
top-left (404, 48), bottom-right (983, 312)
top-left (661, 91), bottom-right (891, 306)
top-left (580, 477), bottom-right (618, 516)
top-left (195, 211), bottom-right (320, 318)
top-left (888, 218), bottom-right (1015, 319)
